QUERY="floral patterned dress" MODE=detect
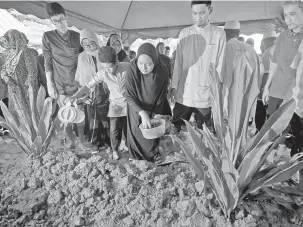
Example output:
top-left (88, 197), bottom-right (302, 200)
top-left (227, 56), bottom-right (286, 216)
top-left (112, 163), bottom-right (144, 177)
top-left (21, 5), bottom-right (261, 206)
top-left (7, 47), bottom-right (39, 126)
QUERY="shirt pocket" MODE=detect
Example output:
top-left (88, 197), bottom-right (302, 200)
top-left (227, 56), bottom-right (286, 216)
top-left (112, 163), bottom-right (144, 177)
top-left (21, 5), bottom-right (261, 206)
top-left (196, 85), bottom-right (210, 102)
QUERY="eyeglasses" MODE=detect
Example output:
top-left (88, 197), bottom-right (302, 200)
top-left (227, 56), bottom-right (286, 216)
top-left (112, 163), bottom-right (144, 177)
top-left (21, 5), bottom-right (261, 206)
top-left (51, 17), bottom-right (66, 25)
top-left (82, 42), bottom-right (96, 49)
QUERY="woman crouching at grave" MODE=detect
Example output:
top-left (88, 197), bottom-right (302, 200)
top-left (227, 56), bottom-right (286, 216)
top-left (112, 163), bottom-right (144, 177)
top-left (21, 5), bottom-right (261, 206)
top-left (125, 43), bottom-right (171, 164)
top-left (66, 46), bottom-right (129, 160)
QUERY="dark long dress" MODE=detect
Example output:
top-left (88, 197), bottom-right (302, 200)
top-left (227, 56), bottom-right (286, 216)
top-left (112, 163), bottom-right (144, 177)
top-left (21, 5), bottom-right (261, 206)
top-left (125, 43), bottom-right (171, 161)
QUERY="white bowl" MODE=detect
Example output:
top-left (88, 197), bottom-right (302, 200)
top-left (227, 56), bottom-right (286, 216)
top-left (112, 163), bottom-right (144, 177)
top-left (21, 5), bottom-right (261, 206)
top-left (139, 119), bottom-right (166, 139)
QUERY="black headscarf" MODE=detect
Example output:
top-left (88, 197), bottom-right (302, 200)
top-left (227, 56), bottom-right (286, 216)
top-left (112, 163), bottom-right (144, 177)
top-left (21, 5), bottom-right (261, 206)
top-left (125, 42), bottom-right (171, 162)
top-left (125, 42), bottom-right (170, 113)
top-left (106, 33), bottom-right (129, 62)
top-left (135, 42), bottom-right (160, 72)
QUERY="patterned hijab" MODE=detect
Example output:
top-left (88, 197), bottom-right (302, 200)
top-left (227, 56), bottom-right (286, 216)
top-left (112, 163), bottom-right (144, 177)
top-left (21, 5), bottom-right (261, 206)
top-left (2, 29), bottom-right (28, 76)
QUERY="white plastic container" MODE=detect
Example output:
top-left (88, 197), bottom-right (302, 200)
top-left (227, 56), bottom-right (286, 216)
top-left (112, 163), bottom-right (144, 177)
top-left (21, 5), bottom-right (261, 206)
top-left (139, 119), bottom-right (166, 139)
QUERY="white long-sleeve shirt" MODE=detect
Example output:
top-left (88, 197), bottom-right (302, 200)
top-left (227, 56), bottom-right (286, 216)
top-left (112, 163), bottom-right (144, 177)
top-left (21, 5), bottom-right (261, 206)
top-left (87, 62), bottom-right (129, 117)
top-left (172, 24), bottom-right (226, 108)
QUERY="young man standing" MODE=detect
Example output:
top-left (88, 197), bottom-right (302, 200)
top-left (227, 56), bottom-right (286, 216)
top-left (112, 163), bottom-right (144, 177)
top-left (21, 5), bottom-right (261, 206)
top-left (262, 1), bottom-right (303, 225)
top-left (255, 31), bottom-right (277, 131)
top-left (262, 1), bottom-right (303, 115)
top-left (42, 2), bottom-right (85, 149)
top-left (170, 0), bottom-right (226, 134)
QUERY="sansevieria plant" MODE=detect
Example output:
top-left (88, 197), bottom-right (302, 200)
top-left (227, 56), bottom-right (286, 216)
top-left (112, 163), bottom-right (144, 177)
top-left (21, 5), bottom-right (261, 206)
top-left (172, 63), bottom-right (303, 219)
top-left (0, 85), bottom-right (58, 156)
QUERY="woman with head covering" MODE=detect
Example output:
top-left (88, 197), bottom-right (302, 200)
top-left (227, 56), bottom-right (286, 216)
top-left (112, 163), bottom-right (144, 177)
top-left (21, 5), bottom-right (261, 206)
top-left (156, 42), bottom-right (171, 79)
top-left (106, 34), bottom-right (130, 63)
top-left (75, 28), bottom-right (111, 150)
top-left (0, 29), bottom-right (39, 128)
top-left (125, 43), bottom-right (171, 163)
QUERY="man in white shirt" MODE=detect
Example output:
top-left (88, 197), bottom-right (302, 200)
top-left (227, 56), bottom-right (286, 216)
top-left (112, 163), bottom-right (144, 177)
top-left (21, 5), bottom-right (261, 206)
top-left (222, 20), bottom-right (261, 128)
top-left (170, 0), bottom-right (226, 134)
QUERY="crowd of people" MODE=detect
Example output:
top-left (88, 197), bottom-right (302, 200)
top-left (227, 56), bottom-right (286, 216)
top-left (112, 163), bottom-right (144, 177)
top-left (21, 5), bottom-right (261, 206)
top-left (1, 0), bottom-right (303, 223)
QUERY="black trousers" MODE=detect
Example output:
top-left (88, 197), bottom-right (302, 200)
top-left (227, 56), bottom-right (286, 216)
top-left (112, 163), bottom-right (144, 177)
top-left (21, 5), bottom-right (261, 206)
top-left (266, 97), bottom-right (303, 156)
top-left (172, 102), bottom-right (214, 130)
top-left (255, 100), bottom-right (267, 131)
top-left (110, 116), bottom-right (127, 151)
top-left (289, 113), bottom-right (303, 156)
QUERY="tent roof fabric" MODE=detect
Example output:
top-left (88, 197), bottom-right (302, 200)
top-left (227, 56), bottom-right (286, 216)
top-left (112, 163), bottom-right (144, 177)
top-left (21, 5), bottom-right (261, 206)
top-left (0, 8), bottom-right (29, 36)
top-left (0, 1), bottom-right (282, 45)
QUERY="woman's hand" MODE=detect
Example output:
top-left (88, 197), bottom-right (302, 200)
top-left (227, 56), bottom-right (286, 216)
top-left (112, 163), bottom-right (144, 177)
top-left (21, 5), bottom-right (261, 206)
top-left (139, 110), bottom-right (151, 129)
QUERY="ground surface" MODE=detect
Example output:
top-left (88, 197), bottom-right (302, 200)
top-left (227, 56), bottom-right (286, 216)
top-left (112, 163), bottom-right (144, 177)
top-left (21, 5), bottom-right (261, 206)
top-left (0, 131), bottom-right (299, 227)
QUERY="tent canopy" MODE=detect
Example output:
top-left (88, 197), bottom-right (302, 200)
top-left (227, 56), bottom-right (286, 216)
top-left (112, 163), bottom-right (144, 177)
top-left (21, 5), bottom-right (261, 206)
top-left (0, 1), bottom-right (282, 45)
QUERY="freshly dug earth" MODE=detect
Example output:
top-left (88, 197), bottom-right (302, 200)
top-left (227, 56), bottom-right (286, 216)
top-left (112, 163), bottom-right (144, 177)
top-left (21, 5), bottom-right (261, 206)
top-left (0, 135), bottom-right (293, 227)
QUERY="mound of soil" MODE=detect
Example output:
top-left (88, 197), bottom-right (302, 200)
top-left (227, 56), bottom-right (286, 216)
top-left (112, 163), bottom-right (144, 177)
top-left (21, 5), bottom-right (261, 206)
top-left (0, 135), bottom-right (293, 227)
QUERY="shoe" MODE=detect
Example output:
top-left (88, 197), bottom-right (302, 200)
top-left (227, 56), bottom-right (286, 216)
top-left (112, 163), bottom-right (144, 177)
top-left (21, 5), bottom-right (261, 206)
top-left (170, 124), bottom-right (181, 135)
top-left (112, 150), bottom-right (120, 160)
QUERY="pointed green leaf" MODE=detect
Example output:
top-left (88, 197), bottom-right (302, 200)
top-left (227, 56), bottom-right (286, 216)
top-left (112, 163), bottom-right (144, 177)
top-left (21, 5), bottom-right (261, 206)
top-left (222, 157), bottom-right (239, 182)
top-left (41, 122), bottom-right (56, 154)
top-left (202, 157), bottom-right (229, 216)
top-left (200, 124), bottom-right (220, 157)
top-left (226, 54), bottom-right (260, 166)
top-left (262, 153), bottom-right (303, 187)
top-left (28, 85), bottom-right (39, 132)
top-left (38, 97), bottom-right (53, 140)
top-left (36, 85), bottom-right (46, 117)
top-left (184, 121), bottom-right (210, 158)
top-left (242, 99), bottom-right (296, 158)
top-left (33, 136), bottom-right (43, 155)
top-left (238, 141), bottom-right (273, 192)
top-left (224, 172), bottom-right (239, 210)
top-left (0, 100), bottom-right (20, 135)
top-left (209, 63), bottom-right (226, 146)
top-left (12, 93), bottom-right (33, 137)
top-left (172, 135), bottom-right (205, 180)
top-left (272, 185), bottom-right (303, 197)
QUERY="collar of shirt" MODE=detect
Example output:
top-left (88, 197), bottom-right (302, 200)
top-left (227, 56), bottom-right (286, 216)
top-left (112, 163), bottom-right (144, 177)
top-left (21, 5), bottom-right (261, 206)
top-left (195, 22), bottom-right (210, 33)
top-left (289, 26), bottom-right (303, 37)
top-left (57, 30), bottom-right (69, 38)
